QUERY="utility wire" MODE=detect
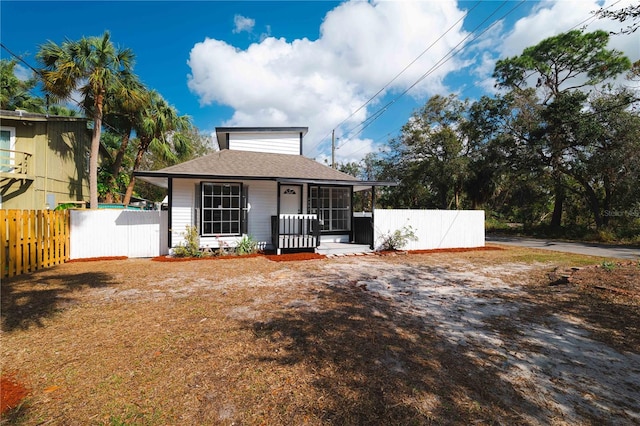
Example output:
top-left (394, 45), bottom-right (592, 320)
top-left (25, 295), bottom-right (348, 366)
top-left (1, 42), bottom-right (128, 137)
top-left (336, 0), bottom-right (523, 150)
top-left (309, 1), bottom-right (482, 154)
top-left (1, 43), bottom-right (42, 75)
top-left (330, 0), bottom-right (626, 158)
top-left (351, 9), bottom-right (637, 165)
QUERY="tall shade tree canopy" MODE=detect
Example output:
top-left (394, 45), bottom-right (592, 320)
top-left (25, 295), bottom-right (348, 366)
top-left (595, 3), bottom-right (640, 34)
top-left (37, 31), bottom-right (138, 209)
top-left (0, 59), bottom-right (45, 113)
top-left (385, 94), bottom-right (471, 209)
top-left (493, 30), bottom-right (631, 104)
top-left (492, 29), bottom-right (631, 228)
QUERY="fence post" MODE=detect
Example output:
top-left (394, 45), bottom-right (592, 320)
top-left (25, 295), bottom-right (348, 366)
top-left (29, 210), bottom-right (37, 272)
top-left (20, 210), bottom-right (28, 274)
top-left (1, 210), bottom-right (7, 277)
top-left (8, 210), bottom-right (18, 277)
top-left (64, 210), bottom-right (70, 261)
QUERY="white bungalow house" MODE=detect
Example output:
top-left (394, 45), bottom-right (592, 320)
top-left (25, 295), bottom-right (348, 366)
top-left (135, 127), bottom-right (395, 254)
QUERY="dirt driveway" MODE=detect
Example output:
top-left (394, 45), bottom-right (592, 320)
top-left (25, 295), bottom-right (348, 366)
top-left (2, 248), bottom-right (639, 424)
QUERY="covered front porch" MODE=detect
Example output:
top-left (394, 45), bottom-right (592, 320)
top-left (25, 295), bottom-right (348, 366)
top-left (269, 178), bottom-right (392, 255)
top-left (270, 211), bottom-right (374, 255)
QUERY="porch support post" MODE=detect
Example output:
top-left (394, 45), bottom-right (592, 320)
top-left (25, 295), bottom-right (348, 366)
top-left (276, 182), bottom-right (281, 255)
top-left (370, 185), bottom-right (376, 249)
top-left (167, 177), bottom-right (173, 248)
top-left (350, 186), bottom-right (355, 243)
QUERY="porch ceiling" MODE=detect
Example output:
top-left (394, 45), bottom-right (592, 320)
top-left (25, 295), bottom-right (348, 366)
top-left (276, 178), bottom-right (397, 191)
top-left (136, 175), bottom-right (168, 189)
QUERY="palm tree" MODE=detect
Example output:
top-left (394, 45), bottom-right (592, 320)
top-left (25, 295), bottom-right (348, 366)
top-left (37, 31), bottom-right (136, 209)
top-left (99, 72), bottom-right (149, 203)
top-left (123, 91), bottom-right (192, 205)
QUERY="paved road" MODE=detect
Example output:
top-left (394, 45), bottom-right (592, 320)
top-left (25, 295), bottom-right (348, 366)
top-left (486, 235), bottom-right (640, 260)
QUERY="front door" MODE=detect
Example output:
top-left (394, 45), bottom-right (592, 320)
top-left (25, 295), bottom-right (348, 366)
top-left (280, 185), bottom-right (302, 214)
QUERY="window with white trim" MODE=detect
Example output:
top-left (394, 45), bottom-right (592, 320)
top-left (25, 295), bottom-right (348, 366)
top-left (0, 126), bottom-right (16, 173)
top-left (201, 182), bottom-right (242, 235)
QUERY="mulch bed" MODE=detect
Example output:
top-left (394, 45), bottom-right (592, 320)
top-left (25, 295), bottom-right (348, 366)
top-left (264, 252), bottom-right (327, 262)
top-left (151, 252), bottom-right (327, 262)
top-left (151, 253), bottom-right (264, 262)
top-left (0, 374), bottom-right (28, 415)
top-left (70, 247), bottom-right (502, 263)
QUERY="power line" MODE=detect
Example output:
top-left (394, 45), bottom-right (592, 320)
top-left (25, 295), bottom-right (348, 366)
top-left (308, 1), bottom-right (482, 154)
top-left (1, 42), bottom-right (129, 136)
top-left (571, 0), bottom-right (622, 31)
top-left (336, 0), bottom-right (524, 150)
top-left (1, 43), bottom-right (42, 75)
top-left (337, 0), bottom-right (628, 159)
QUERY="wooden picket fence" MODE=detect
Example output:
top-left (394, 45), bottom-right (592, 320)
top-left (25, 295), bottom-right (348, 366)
top-left (1, 209), bottom-right (70, 278)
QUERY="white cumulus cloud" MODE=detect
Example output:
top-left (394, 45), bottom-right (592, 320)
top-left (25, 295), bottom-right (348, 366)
top-left (188, 0), bottom-right (639, 161)
top-left (232, 14), bottom-right (255, 34)
top-left (188, 0), bottom-right (469, 159)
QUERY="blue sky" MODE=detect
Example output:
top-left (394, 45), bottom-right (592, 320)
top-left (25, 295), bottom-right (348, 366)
top-left (2, 1), bottom-right (638, 164)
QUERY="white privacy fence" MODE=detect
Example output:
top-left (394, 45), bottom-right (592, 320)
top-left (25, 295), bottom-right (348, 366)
top-left (70, 210), bottom-right (168, 259)
top-left (68, 209), bottom-right (483, 259)
top-left (373, 209), bottom-right (485, 250)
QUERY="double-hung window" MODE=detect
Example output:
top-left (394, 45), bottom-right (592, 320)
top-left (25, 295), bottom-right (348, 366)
top-left (201, 183), bottom-right (241, 235)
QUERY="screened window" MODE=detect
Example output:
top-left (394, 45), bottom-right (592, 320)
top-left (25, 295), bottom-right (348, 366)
top-left (309, 186), bottom-right (351, 232)
top-left (201, 183), bottom-right (241, 235)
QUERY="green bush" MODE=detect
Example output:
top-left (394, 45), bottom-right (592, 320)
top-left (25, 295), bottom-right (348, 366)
top-left (235, 235), bottom-right (258, 255)
top-left (173, 226), bottom-right (201, 258)
top-left (377, 225), bottom-right (417, 251)
top-left (601, 260), bottom-right (616, 272)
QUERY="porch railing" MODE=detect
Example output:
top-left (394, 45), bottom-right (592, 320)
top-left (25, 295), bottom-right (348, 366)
top-left (271, 214), bottom-right (320, 253)
top-left (0, 149), bottom-right (32, 177)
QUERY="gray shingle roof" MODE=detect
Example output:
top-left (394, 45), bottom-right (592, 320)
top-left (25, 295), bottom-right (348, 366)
top-left (143, 150), bottom-right (359, 182)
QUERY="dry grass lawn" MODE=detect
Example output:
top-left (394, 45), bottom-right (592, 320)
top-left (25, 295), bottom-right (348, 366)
top-left (1, 246), bottom-right (639, 425)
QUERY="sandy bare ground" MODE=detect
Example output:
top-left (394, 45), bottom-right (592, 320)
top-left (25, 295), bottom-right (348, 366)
top-left (1, 249), bottom-right (639, 424)
top-left (315, 257), bottom-right (640, 424)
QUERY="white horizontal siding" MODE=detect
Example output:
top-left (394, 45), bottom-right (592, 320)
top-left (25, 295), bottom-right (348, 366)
top-left (247, 180), bottom-right (278, 247)
top-left (70, 210), bottom-right (168, 259)
top-left (171, 179), bottom-right (278, 250)
top-left (373, 209), bottom-right (485, 250)
top-left (229, 132), bottom-right (300, 155)
top-left (171, 178), bottom-right (196, 247)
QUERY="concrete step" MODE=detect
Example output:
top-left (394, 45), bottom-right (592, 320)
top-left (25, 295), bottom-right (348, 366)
top-left (316, 243), bottom-right (373, 256)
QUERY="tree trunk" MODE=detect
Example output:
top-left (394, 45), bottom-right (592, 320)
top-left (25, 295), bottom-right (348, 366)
top-left (104, 125), bottom-right (132, 203)
top-left (123, 143), bottom-right (147, 206)
top-left (550, 183), bottom-right (564, 229)
top-left (575, 175), bottom-right (604, 229)
top-left (89, 93), bottom-right (104, 209)
top-left (112, 125), bottom-right (132, 179)
top-left (602, 177), bottom-right (612, 227)
top-left (585, 186), bottom-right (603, 229)
top-left (440, 185), bottom-right (448, 210)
